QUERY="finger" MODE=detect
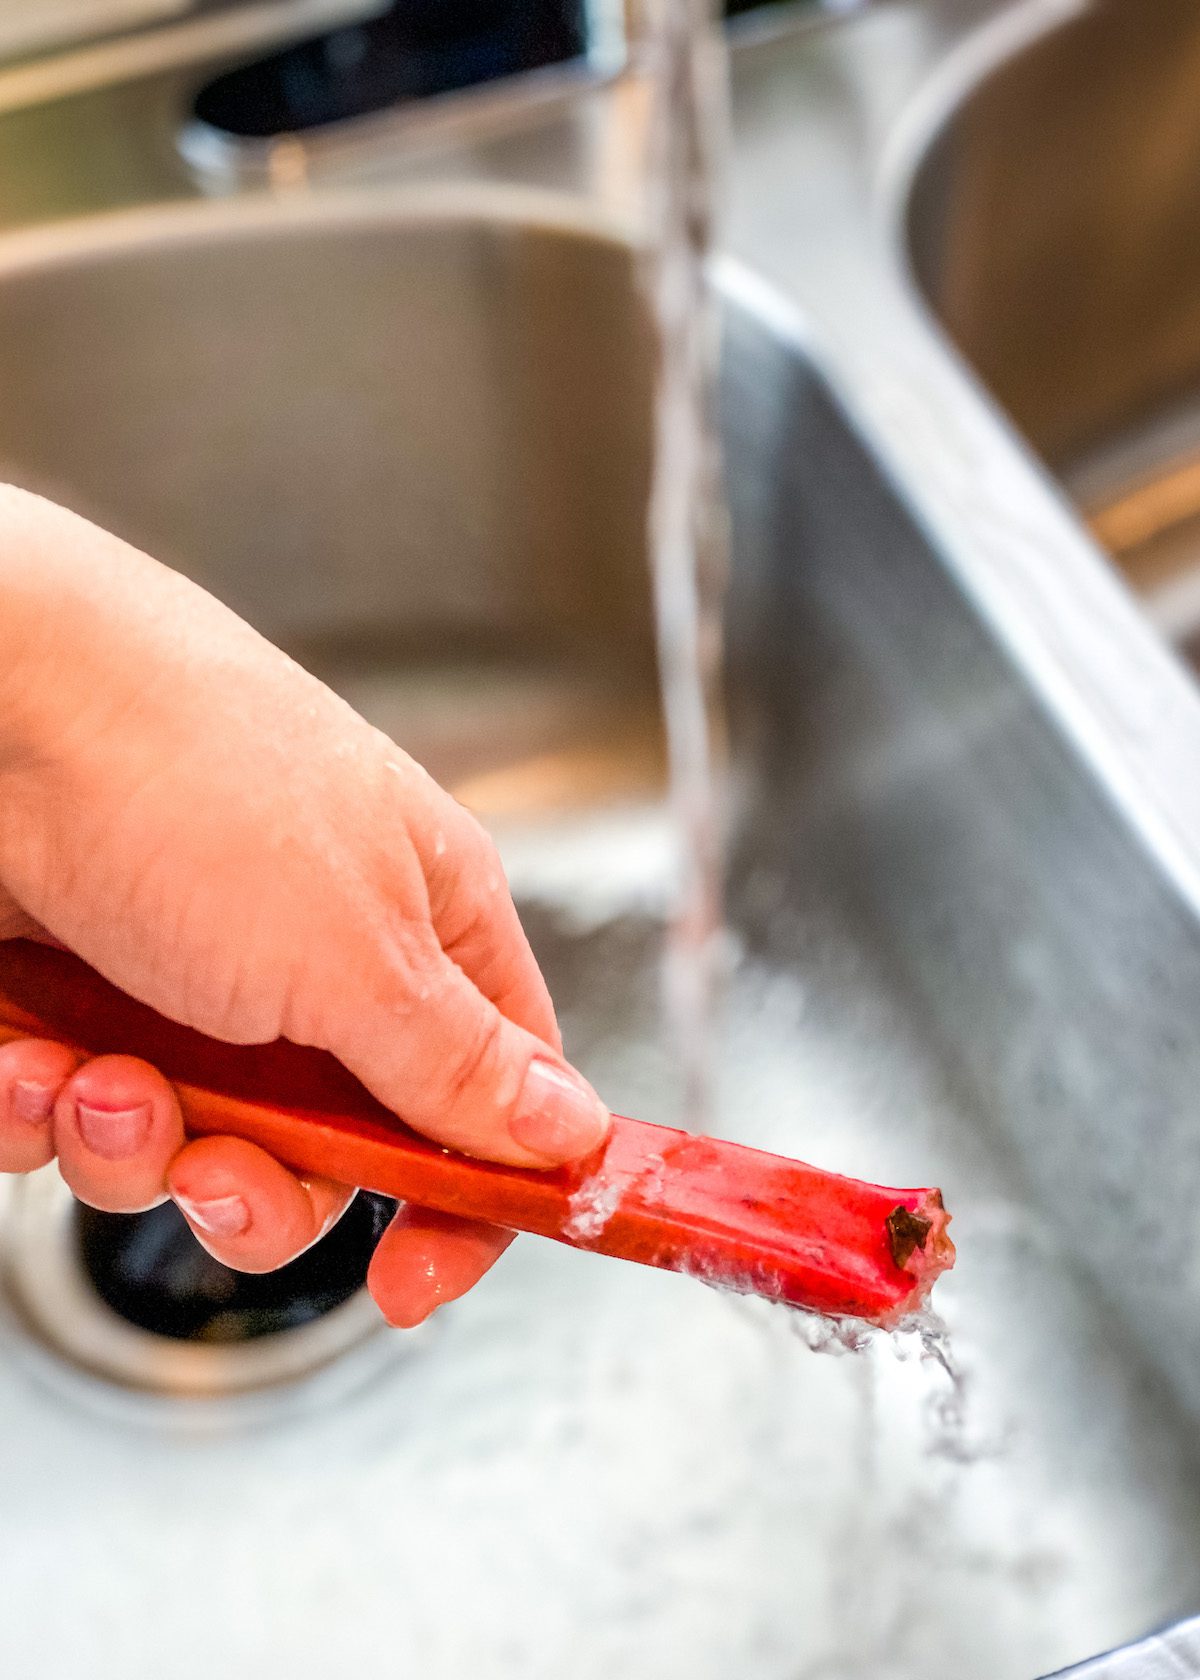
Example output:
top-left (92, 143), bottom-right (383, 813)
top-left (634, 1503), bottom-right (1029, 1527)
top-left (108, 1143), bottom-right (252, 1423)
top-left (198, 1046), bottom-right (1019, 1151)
top-left (329, 938), bottom-right (608, 1170)
top-left (168, 1135), bottom-right (355, 1273)
top-left (0, 901), bottom-right (44, 942)
top-left (367, 1205), bottom-right (515, 1328)
top-left (398, 767), bottom-right (561, 1049)
top-left (0, 1037), bottom-right (81, 1172)
top-left (54, 1054), bottom-right (184, 1212)
top-left (0, 898), bottom-right (65, 944)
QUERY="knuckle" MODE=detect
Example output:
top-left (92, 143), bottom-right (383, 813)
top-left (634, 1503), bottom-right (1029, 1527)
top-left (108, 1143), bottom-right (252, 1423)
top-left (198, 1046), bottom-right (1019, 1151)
top-left (438, 1010), bottom-right (505, 1112)
top-left (464, 821), bottom-right (506, 895)
top-left (436, 825), bottom-right (511, 956)
top-left (371, 920), bottom-right (446, 1022)
top-left (390, 914), bottom-right (443, 973)
top-left (440, 899), bottom-right (491, 968)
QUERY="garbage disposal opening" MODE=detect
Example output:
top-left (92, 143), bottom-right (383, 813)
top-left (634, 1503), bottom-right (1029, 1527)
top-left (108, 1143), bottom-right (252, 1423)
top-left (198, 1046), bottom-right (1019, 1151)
top-left (75, 1193), bottom-right (396, 1343)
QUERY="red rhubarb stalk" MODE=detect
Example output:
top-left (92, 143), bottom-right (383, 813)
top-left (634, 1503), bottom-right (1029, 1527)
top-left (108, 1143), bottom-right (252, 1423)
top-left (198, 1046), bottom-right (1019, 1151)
top-left (0, 939), bottom-right (954, 1323)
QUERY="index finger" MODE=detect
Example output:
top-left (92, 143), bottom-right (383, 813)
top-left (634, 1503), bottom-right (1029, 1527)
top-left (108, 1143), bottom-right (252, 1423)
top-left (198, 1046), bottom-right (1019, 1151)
top-left (394, 761), bottom-right (561, 1051)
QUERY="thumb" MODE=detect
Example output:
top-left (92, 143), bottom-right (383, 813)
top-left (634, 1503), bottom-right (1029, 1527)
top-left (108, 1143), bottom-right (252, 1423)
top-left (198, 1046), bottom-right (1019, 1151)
top-left (322, 943), bottom-right (609, 1170)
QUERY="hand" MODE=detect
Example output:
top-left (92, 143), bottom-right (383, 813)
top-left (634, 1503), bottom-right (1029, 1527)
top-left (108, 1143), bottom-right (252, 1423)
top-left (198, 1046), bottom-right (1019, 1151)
top-left (0, 487), bottom-right (609, 1325)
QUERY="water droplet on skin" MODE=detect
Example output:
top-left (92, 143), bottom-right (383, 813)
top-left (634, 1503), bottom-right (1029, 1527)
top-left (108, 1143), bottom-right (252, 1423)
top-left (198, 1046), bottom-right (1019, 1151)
top-left (434, 831), bottom-right (447, 858)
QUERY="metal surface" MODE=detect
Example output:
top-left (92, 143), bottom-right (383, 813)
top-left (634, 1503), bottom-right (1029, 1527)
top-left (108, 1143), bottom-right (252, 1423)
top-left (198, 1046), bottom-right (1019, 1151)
top-left (0, 1171), bottom-right (398, 1418)
top-left (0, 3), bottom-right (1199, 1677)
top-left (0, 184), bottom-right (1190, 1680)
top-left (1046, 1615), bottom-right (1200, 1678)
top-left (907, 0), bottom-right (1200, 659)
top-left (727, 0), bottom-right (1200, 1454)
top-left (908, 0), bottom-right (1200, 471)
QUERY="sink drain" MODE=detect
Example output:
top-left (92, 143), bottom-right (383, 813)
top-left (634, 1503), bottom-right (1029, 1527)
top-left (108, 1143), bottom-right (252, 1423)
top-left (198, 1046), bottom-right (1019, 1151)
top-left (0, 1171), bottom-right (409, 1420)
top-left (76, 1190), bottom-right (392, 1343)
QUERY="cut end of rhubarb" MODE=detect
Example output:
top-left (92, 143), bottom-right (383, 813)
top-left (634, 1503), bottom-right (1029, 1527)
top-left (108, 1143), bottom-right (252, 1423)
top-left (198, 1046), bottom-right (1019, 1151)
top-left (558, 1118), bottom-right (958, 1326)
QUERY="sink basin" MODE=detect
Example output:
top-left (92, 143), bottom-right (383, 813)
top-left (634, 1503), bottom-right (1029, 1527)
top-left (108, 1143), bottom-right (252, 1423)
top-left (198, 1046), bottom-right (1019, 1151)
top-left (908, 0), bottom-right (1200, 653)
top-left (0, 195), bottom-right (662, 812)
top-left (0, 189), bottom-right (1199, 1679)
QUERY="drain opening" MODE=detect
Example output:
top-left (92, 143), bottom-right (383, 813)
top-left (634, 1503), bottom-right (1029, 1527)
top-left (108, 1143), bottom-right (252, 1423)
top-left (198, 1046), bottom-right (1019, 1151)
top-left (0, 1172), bottom-right (405, 1409)
top-left (76, 1193), bottom-right (397, 1343)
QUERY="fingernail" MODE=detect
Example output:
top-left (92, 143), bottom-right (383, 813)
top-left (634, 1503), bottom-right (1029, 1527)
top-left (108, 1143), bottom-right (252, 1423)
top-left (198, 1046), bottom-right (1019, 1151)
top-left (510, 1059), bottom-right (609, 1163)
top-left (74, 1100), bottom-right (152, 1161)
top-left (174, 1191), bottom-right (251, 1239)
top-left (11, 1080), bottom-right (55, 1126)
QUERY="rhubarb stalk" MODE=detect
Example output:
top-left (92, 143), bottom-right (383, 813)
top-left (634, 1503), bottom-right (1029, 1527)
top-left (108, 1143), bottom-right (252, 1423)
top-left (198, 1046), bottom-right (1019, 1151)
top-left (0, 939), bottom-right (954, 1323)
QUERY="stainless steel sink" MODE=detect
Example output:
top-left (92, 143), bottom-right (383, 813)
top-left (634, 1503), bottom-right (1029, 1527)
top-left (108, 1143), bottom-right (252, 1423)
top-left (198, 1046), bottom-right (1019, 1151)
top-left (2, 6), bottom-right (1200, 1679)
top-left (908, 0), bottom-right (1200, 655)
top-left (0, 183), bottom-right (1190, 1680)
top-left (0, 197), bottom-right (661, 803)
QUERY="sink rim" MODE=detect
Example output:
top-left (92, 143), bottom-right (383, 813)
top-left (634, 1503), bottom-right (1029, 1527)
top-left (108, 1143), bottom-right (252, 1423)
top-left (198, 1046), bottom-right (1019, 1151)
top-left (0, 178), bottom-right (641, 280)
top-left (736, 0), bottom-right (1200, 928)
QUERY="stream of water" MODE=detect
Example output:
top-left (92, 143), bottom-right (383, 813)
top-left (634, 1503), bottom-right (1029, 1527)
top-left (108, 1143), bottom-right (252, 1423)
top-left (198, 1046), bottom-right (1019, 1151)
top-left (639, 0), bottom-right (730, 1134)
top-left (637, 0), bottom-right (977, 1479)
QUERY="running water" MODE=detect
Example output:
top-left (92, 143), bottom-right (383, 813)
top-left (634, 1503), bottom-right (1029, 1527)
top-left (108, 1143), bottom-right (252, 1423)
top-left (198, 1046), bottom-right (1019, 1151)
top-left (630, 0), bottom-right (983, 1460)
top-left (636, 1), bottom-right (975, 1468)
top-left (638, 0), bottom-right (730, 1134)
top-left (785, 1304), bottom-right (978, 1462)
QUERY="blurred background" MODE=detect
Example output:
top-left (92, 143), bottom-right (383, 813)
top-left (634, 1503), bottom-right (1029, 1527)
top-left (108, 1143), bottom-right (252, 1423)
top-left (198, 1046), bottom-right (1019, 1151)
top-left (0, 0), bottom-right (815, 93)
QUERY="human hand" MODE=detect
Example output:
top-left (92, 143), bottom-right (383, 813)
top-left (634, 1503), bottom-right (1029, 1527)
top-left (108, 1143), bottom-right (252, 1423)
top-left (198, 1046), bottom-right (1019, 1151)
top-left (0, 487), bottom-right (609, 1325)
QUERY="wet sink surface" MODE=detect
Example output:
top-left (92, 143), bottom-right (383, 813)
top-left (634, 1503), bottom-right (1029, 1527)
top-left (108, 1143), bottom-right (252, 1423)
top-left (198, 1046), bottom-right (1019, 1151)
top-left (0, 198), bottom-right (1198, 1677)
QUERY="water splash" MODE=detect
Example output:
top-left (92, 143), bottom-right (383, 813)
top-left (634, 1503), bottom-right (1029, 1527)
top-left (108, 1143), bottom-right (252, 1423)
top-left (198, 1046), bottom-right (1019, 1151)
top-left (780, 1301), bottom-right (993, 1466)
top-left (902, 1307), bottom-right (975, 1463)
top-left (562, 1172), bottom-right (629, 1242)
top-left (786, 1307), bottom-right (877, 1358)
